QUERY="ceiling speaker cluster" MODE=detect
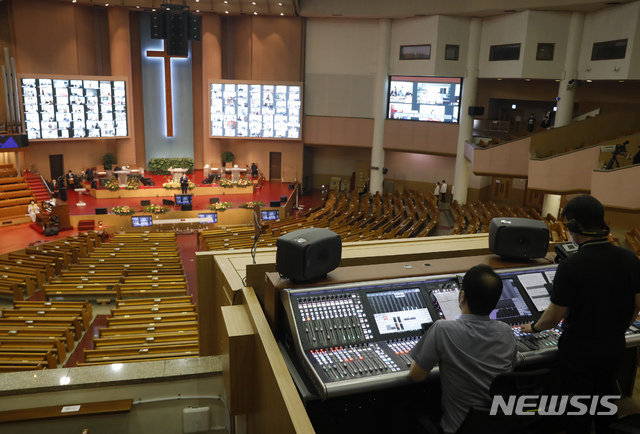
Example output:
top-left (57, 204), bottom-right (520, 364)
top-left (151, 4), bottom-right (201, 57)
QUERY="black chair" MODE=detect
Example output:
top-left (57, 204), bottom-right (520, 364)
top-left (416, 369), bottom-right (552, 434)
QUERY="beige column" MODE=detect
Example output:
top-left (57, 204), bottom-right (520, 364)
top-left (108, 7), bottom-right (137, 167)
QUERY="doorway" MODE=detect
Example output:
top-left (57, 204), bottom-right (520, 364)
top-left (269, 152), bottom-right (281, 181)
top-left (49, 154), bottom-right (64, 181)
top-left (491, 177), bottom-right (512, 202)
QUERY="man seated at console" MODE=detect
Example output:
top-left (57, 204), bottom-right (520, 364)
top-left (409, 264), bottom-right (516, 434)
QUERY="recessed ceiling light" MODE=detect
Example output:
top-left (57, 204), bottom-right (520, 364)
top-left (586, 79), bottom-right (592, 83)
top-left (280, 12), bottom-right (284, 15)
top-left (252, 1), bottom-right (256, 4)
top-left (225, 10), bottom-right (229, 13)
top-left (196, 10), bottom-right (199, 12)
top-left (497, 78), bottom-right (502, 81)
top-left (279, 2), bottom-right (283, 5)
top-left (254, 12), bottom-right (258, 15)
top-left (525, 78), bottom-right (531, 81)
top-left (72, 0), bottom-right (77, 3)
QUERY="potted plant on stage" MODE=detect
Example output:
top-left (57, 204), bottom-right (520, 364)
top-left (103, 153), bottom-right (116, 171)
top-left (221, 151), bottom-right (235, 168)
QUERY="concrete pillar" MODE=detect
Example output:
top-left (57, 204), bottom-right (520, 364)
top-left (555, 12), bottom-right (585, 128)
top-left (452, 18), bottom-right (482, 205)
top-left (542, 194), bottom-right (562, 219)
top-left (369, 19), bottom-right (391, 196)
top-left (108, 7), bottom-right (137, 167)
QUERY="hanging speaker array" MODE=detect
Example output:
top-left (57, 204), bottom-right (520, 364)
top-left (150, 4), bottom-right (201, 57)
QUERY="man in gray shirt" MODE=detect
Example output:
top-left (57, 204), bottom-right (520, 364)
top-left (409, 264), bottom-right (517, 434)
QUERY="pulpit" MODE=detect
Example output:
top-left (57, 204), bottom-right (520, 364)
top-left (169, 168), bottom-right (187, 182)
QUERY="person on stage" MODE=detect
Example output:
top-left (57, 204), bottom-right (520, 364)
top-left (27, 199), bottom-right (40, 223)
top-left (180, 173), bottom-right (190, 194)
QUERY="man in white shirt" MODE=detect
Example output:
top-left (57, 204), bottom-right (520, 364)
top-left (441, 180), bottom-right (448, 203)
top-left (434, 182), bottom-right (440, 205)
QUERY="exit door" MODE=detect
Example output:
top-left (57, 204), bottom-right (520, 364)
top-left (270, 152), bottom-right (281, 181)
top-left (49, 155), bottom-right (64, 181)
top-left (491, 177), bottom-right (512, 202)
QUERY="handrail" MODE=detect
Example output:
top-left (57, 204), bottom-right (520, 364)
top-left (40, 174), bottom-right (52, 196)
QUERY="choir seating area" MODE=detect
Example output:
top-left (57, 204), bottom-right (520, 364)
top-left (0, 164), bottom-right (38, 223)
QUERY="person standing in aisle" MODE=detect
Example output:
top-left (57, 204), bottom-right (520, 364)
top-left (440, 180), bottom-right (447, 203)
top-left (434, 182), bottom-right (440, 206)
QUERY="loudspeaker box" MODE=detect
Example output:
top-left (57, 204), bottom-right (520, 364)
top-left (489, 217), bottom-right (549, 259)
top-left (276, 228), bottom-right (342, 282)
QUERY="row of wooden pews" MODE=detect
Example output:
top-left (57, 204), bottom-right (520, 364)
top-left (0, 232), bottom-right (101, 301)
top-left (0, 164), bottom-right (38, 222)
top-left (0, 300), bottom-right (90, 372)
top-left (78, 296), bottom-right (198, 365)
top-left (43, 232), bottom-right (187, 301)
top-left (199, 189), bottom-right (441, 250)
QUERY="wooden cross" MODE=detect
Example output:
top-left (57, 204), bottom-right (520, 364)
top-left (146, 41), bottom-right (186, 137)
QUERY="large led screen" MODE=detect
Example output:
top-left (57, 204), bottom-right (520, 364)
top-left (21, 76), bottom-right (128, 140)
top-left (388, 76), bottom-right (461, 123)
top-left (210, 81), bottom-right (301, 139)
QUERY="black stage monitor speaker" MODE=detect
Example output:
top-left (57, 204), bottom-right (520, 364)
top-left (276, 228), bottom-right (342, 282)
top-left (209, 197), bottom-right (220, 204)
top-left (270, 200), bottom-right (281, 208)
top-left (91, 180), bottom-right (98, 189)
top-left (44, 227), bottom-right (59, 236)
top-left (99, 178), bottom-right (109, 187)
top-left (289, 183), bottom-right (296, 190)
top-left (163, 199), bottom-right (175, 206)
top-left (95, 207), bottom-right (108, 215)
top-left (58, 187), bottom-right (68, 202)
top-left (280, 195), bottom-right (287, 202)
top-left (489, 217), bottom-right (549, 259)
top-left (468, 106), bottom-right (485, 116)
top-left (140, 200), bottom-right (151, 206)
top-left (181, 204), bottom-right (192, 211)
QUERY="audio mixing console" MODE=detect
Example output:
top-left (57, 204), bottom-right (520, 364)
top-left (279, 265), bottom-right (640, 400)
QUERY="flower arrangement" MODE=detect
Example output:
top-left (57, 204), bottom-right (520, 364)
top-left (208, 201), bottom-right (232, 212)
top-left (162, 177), bottom-right (180, 190)
top-left (111, 205), bottom-right (135, 216)
top-left (144, 204), bottom-right (169, 214)
top-left (105, 178), bottom-right (120, 191)
top-left (125, 176), bottom-right (140, 190)
top-left (239, 201), bottom-right (265, 209)
top-left (236, 178), bottom-right (252, 188)
top-left (219, 178), bottom-right (251, 188)
top-left (162, 177), bottom-right (197, 190)
top-left (219, 178), bottom-right (234, 188)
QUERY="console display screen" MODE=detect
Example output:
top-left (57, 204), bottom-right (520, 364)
top-left (491, 278), bottom-right (533, 321)
top-left (366, 288), bottom-right (432, 335)
top-left (432, 288), bottom-right (462, 320)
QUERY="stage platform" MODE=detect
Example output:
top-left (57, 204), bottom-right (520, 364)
top-left (89, 184), bottom-right (254, 199)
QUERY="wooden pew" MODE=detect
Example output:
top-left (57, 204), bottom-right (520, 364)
top-left (0, 326), bottom-right (75, 351)
top-left (0, 263), bottom-right (47, 289)
top-left (43, 282), bottom-right (117, 300)
top-left (115, 295), bottom-right (193, 307)
top-left (0, 360), bottom-right (48, 372)
top-left (3, 306), bottom-right (91, 330)
top-left (7, 253), bottom-right (59, 276)
top-left (13, 300), bottom-right (93, 317)
top-left (94, 330), bottom-right (198, 349)
top-left (82, 342), bottom-right (199, 364)
top-left (110, 303), bottom-right (195, 316)
top-left (0, 350), bottom-right (57, 369)
top-left (0, 272), bottom-right (36, 296)
top-left (0, 337), bottom-right (65, 363)
top-left (98, 320), bottom-right (199, 337)
top-left (0, 282), bottom-right (23, 300)
top-left (105, 311), bottom-right (197, 326)
top-left (0, 317), bottom-right (82, 339)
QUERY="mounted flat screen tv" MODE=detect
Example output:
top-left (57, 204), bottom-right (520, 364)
top-left (209, 80), bottom-right (302, 139)
top-left (174, 194), bottom-right (192, 205)
top-left (21, 76), bottom-right (128, 140)
top-left (197, 212), bottom-right (218, 223)
top-left (261, 210), bottom-right (279, 221)
top-left (131, 215), bottom-right (153, 227)
top-left (388, 76), bottom-right (461, 123)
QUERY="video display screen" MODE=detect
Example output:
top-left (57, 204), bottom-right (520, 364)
top-left (174, 194), bottom-right (192, 205)
top-left (131, 215), bottom-right (153, 227)
top-left (210, 81), bottom-right (301, 139)
top-left (388, 76), bottom-right (461, 123)
top-left (366, 287), bottom-right (432, 335)
top-left (21, 77), bottom-right (128, 140)
top-left (261, 210), bottom-right (279, 221)
top-left (197, 212), bottom-right (218, 223)
top-left (491, 278), bottom-right (533, 321)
